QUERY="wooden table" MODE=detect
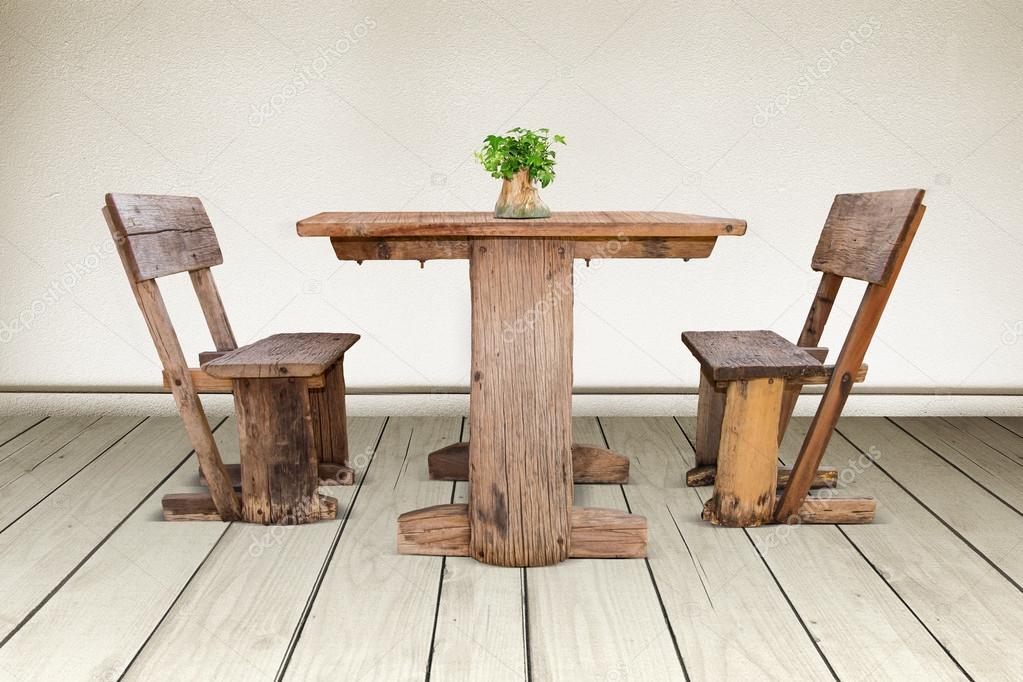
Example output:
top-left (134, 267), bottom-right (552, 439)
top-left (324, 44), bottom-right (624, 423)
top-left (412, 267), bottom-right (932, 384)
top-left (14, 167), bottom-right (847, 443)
top-left (298, 211), bottom-right (746, 566)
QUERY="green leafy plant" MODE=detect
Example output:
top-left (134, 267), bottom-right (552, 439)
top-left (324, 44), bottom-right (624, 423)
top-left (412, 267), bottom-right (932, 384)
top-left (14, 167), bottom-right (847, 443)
top-left (475, 127), bottom-right (567, 188)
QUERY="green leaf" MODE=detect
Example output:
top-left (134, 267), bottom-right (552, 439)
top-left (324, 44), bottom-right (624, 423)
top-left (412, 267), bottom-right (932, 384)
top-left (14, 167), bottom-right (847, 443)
top-left (475, 126), bottom-right (566, 188)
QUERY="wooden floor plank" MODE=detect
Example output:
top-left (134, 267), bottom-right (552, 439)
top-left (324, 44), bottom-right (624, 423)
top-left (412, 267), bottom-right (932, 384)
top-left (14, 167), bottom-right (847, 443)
top-left (895, 417), bottom-right (1023, 498)
top-left (0, 416), bottom-right (144, 530)
top-left (2, 414), bottom-right (1021, 681)
top-left (0, 417), bottom-right (212, 645)
top-left (428, 420), bottom-right (527, 682)
top-left (0, 445), bottom-right (228, 680)
top-left (429, 515), bottom-right (527, 681)
top-left (820, 417), bottom-right (1023, 677)
top-left (677, 417), bottom-right (966, 681)
top-left (844, 417), bottom-right (1023, 585)
top-left (525, 418), bottom-right (683, 681)
top-left (282, 418), bottom-right (463, 680)
top-left (598, 417), bottom-right (834, 680)
top-left (991, 417), bottom-right (1023, 440)
top-left (0, 417), bottom-right (92, 468)
top-left (0, 416), bottom-right (48, 449)
top-left (122, 417), bottom-right (386, 681)
top-left (944, 417), bottom-right (1023, 466)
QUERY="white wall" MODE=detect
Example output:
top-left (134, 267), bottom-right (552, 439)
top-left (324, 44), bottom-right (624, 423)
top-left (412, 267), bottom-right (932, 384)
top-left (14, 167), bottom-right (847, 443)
top-left (1, 0), bottom-right (1021, 408)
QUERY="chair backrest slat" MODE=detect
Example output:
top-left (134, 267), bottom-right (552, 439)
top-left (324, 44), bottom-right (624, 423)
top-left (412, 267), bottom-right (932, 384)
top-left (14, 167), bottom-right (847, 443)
top-left (777, 271), bottom-right (843, 440)
top-left (811, 189), bottom-right (924, 284)
top-left (189, 269), bottom-right (237, 351)
top-left (795, 272), bottom-right (843, 347)
top-left (105, 193), bottom-right (223, 281)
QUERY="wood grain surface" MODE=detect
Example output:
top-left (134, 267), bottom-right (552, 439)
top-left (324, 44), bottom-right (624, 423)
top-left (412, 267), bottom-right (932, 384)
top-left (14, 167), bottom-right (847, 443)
top-left (203, 333), bottom-right (359, 379)
top-left (811, 189), bottom-right (924, 284)
top-left (427, 441), bottom-right (629, 484)
top-left (682, 329), bottom-right (829, 382)
top-left (105, 193), bottom-right (223, 281)
top-left (467, 238), bottom-right (574, 566)
top-left (298, 210), bottom-right (746, 238)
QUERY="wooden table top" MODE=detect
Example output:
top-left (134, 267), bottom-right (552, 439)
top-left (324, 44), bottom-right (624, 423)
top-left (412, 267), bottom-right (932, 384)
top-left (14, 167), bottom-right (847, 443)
top-left (297, 211), bottom-right (746, 239)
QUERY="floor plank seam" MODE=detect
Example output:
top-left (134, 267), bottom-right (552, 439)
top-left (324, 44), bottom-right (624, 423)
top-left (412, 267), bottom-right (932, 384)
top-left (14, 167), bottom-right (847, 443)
top-left (939, 417), bottom-right (1023, 467)
top-left (423, 555), bottom-right (448, 682)
top-left (0, 416), bottom-right (227, 649)
top-left (886, 418), bottom-right (1023, 519)
top-left (833, 526), bottom-right (975, 681)
top-left (743, 528), bottom-right (840, 681)
top-left (0, 416), bottom-right (104, 468)
top-left (641, 555), bottom-right (690, 682)
top-left (275, 416), bottom-right (390, 681)
top-left (117, 521), bottom-right (234, 679)
top-left (393, 429), bottom-right (415, 490)
top-left (988, 417), bottom-right (1023, 441)
top-left (834, 426), bottom-right (1023, 594)
top-left (521, 568), bottom-right (533, 682)
top-left (665, 504), bottom-right (714, 609)
top-left (670, 417), bottom-right (692, 448)
top-left (927, 417), bottom-right (1017, 471)
top-left (0, 417), bottom-right (149, 536)
top-left (424, 478), bottom-right (458, 682)
top-left (0, 416), bottom-right (50, 458)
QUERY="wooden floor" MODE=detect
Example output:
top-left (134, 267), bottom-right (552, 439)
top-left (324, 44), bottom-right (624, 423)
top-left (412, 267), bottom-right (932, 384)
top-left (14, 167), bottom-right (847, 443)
top-left (1, 415), bottom-right (1022, 680)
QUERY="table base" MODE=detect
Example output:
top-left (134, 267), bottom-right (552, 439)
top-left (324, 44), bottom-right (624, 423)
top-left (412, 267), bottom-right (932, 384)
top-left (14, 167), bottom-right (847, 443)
top-left (398, 504), bottom-right (647, 561)
top-left (398, 237), bottom-right (647, 566)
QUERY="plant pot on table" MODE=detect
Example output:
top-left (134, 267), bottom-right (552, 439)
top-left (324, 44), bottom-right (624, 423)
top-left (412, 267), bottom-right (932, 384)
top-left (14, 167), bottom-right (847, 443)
top-left (494, 169), bottom-right (550, 219)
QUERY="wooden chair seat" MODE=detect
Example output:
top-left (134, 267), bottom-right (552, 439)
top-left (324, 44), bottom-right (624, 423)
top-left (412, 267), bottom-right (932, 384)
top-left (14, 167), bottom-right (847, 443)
top-left (681, 330), bottom-right (829, 382)
top-left (202, 332), bottom-right (360, 379)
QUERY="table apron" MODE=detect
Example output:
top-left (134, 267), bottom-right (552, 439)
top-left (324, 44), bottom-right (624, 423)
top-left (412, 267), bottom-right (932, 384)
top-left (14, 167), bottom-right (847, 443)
top-left (329, 236), bottom-right (717, 262)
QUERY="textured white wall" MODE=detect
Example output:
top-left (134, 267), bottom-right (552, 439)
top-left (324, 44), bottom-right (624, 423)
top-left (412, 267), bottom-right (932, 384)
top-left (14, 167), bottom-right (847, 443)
top-left (1, 0), bottom-right (1021, 404)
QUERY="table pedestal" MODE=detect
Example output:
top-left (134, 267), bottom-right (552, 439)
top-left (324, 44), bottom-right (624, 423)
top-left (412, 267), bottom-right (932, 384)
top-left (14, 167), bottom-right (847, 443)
top-left (398, 238), bottom-right (646, 566)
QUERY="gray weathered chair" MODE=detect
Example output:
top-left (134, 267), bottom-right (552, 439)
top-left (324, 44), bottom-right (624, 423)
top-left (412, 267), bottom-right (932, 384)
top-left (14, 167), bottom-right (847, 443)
top-left (104, 193), bottom-right (358, 524)
top-left (681, 189), bottom-right (926, 526)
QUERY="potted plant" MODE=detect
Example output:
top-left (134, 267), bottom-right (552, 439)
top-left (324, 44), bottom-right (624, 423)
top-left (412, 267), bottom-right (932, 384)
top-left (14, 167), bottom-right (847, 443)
top-left (475, 127), bottom-right (566, 219)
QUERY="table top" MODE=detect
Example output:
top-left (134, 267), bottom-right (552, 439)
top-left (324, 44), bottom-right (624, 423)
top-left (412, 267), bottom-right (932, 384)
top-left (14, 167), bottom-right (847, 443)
top-left (297, 211), bottom-right (746, 239)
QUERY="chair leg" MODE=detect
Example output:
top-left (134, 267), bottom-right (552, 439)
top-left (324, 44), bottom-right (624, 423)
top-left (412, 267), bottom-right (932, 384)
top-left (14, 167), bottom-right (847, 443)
top-left (686, 370), bottom-right (726, 485)
top-left (233, 377), bottom-right (334, 524)
top-left (309, 360), bottom-right (354, 485)
top-left (703, 378), bottom-right (784, 527)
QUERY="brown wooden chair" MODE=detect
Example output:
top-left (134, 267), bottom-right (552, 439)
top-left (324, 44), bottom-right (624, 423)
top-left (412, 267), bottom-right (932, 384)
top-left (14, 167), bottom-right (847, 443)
top-left (103, 193), bottom-right (359, 524)
top-left (681, 189), bottom-right (926, 527)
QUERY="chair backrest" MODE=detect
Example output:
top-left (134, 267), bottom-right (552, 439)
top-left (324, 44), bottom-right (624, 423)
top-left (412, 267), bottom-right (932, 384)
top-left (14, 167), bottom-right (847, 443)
top-left (811, 188), bottom-right (924, 284)
top-left (105, 193), bottom-right (238, 351)
top-left (103, 193), bottom-right (240, 520)
top-left (775, 189), bottom-right (926, 522)
top-left (106, 193), bottom-right (224, 281)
